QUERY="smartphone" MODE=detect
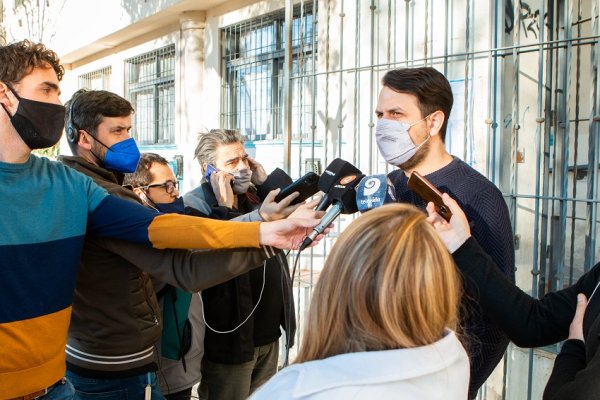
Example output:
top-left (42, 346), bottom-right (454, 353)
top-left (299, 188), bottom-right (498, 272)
top-left (205, 164), bottom-right (218, 179)
top-left (274, 172), bottom-right (320, 205)
top-left (407, 171), bottom-right (453, 222)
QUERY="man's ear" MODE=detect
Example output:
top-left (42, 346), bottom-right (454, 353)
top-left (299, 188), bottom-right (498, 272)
top-left (427, 110), bottom-right (445, 137)
top-left (0, 82), bottom-right (16, 111)
top-left (133, 187), bottom-right (144, 197)
top-left (201, 161), bottom-right (207, 173)
top-left (77, 130), bottom-right (93, 151)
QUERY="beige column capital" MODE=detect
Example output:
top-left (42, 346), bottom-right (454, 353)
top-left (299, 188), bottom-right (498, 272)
top-left (180, 11), bottom-right (206, 31)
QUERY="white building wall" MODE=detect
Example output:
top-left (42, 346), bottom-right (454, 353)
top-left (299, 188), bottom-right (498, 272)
top-left (4, 1), bottom-right (592, 398)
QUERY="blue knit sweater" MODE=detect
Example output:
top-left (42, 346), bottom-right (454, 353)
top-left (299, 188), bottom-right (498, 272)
top-left (387, 157), bottom-right (515, 398)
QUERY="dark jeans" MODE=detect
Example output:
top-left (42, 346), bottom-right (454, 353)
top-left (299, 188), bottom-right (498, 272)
top-left (40, 378), bottom-right (75, 400)
top-left (198, 341), bottom-right (279, 400)
top-left (66, 370), bottom-right (165, 400)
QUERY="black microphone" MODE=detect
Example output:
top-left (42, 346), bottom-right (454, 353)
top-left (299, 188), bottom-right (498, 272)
top-left (315, 159), bottom-right (362, 211)
top-left (299, 173), bottom-right (365, 251)
top-left (355, 175), bottom-right (390, 212)
top-left (255, 168), bottom-right (294, 200)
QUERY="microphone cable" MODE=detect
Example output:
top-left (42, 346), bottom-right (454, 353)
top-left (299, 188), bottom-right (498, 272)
top-left (198, 261), bottom-right (267, 334)
top-left (279, 250), bottom-right (295, 369)
top-left (279, 249), bottom-right (304, 368)
top-left (287, 249), bottom-right (303, 292)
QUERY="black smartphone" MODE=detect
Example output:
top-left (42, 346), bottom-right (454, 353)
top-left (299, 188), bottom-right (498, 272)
top-left (274, 172), bottom-right (320, 205)
top-left (407, 171), bottom-right (453, 222)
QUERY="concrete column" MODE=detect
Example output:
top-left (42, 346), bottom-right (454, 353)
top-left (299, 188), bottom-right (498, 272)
top-left (179, 11), bottom-right (206, 189)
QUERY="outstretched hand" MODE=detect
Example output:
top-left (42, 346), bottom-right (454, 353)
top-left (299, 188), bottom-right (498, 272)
top-left (569, 293), bottom-right (588, 342)
top-left (259, 188), bottom-right (301, 221)
top-left (288, 197), bottom-right (325, 220)
top-left (258, 217), bottom-right (330, 250)
top-left (426, 193), bottom-right (471, 253)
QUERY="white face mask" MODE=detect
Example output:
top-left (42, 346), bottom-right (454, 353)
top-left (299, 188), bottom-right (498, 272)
top-left (375, 117), bottom-right (431, 166)
top-left (231, 168), bottom-right (253, 194)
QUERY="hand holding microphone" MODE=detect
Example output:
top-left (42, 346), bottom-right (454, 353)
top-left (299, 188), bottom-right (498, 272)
top-left (299, 173), bottom-right (365, 251)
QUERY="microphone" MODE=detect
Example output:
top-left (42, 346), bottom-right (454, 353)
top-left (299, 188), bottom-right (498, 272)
top-left (315, 159), bottom-right (362, 211)
top-left (355, 175), bottom-right (389, 212)
top-left (299, 173), bottom-right (365, 251)
top-left (256, 168), bottom-right (294, 200)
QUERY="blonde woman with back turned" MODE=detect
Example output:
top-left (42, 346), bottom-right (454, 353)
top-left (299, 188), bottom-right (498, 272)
top-left (251, 203), bottom-right (469, 399)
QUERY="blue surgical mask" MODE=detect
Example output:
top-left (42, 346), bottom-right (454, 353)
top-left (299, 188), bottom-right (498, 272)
top-left (91, 136), bottom-right (141, 173)
top-left (375, 117), bottom-right (431, 166)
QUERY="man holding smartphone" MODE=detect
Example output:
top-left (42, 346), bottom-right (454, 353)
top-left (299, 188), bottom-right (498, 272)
top-left (185, 129), bottom-right (299, 400)
top-left (375, 67), bottom-right (515, 399)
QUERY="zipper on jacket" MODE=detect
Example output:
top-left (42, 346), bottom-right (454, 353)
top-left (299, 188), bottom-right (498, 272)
top-left (139, 272), bottom-right (160, 326)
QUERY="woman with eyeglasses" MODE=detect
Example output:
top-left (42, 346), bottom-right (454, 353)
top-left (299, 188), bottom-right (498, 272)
top-left (251, 203), bottom-right (469, 400)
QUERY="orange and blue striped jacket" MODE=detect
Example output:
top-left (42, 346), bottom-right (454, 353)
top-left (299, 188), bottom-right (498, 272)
top-left (0, 155), bottom-right (260, 398)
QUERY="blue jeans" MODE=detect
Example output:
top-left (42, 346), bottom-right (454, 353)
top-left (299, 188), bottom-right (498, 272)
top-left (66, 370), bottom-right (165, 400)
top-left (41, 378), bottom-right (75, 400)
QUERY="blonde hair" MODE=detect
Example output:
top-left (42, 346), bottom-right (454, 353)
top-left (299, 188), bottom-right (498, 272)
top-left (295, 203), bottom-right (461, 363)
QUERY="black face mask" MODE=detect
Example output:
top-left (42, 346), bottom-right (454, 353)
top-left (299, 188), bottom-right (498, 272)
top-left (2, 84), bottom-right (66, 150)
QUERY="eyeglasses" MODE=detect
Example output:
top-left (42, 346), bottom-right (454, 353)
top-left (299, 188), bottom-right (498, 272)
top-left (141, 180), bottom-right (179, 194)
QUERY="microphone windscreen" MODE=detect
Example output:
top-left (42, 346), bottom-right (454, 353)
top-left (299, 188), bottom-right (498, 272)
top-left (256, 168), bottom-right (294, 200)
top-left (356, 175), bottom-right (388, 212)
top-left (328, 173), bottom-right (365, 214)
top-left (318, 158), bottom-right (362, 192)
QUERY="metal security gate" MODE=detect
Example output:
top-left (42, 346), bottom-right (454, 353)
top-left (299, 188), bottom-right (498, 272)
top-left (221, 1), bottom-right (600, 398)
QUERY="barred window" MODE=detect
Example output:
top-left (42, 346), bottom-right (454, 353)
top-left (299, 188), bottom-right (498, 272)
top-left (125, 45), bottom-right (175, 145)
top-left (78, 66), bottom-right (111, 90)
top-left (221, 6), bottom-right (317, 141)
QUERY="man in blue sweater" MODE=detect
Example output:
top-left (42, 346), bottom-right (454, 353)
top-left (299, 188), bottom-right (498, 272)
top-left (375, 67), bottom-right (515, 398)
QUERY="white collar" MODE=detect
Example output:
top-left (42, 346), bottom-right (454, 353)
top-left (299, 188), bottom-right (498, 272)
top-left (288, 330), bottom-right (466, 397)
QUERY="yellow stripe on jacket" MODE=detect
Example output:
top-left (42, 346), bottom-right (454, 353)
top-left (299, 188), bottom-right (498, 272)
top-left (148, 214), bottom-right (261, 249)
top-left (0, 308), bottom-right (70, 398)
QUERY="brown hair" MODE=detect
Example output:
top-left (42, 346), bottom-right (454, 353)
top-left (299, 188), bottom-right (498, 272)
top-left (295, 203), bottom-right (461, 363)
top-left (64, 89), bottom-right (135, 152)
top-left (123, 152), bottom-right (169, 188)
top-left (0, 40), bottom-right (64, 84)
top-left (382, 67), bottom-right (453, 141)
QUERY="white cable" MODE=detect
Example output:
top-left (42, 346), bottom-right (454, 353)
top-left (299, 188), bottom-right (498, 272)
top-left (199, 261), bottom-right (267, 334)
top-left (587, 279), bottom-right (600, 303)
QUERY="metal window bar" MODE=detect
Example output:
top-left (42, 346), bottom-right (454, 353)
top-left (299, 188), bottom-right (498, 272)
top-left (220, 5), bottom-right (317, 142)
top-left (218, 1), bottom-right (599, 397)
top-left (78, 66), bottom-right (112, 90)
top-left (125, 44), bottom-right (175, 145)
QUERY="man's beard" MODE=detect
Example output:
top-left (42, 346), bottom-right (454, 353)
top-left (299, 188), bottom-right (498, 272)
top-left (90, 139), bottom-right (108, 167)
top-left (399, 138), bottom-right (431, 171)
